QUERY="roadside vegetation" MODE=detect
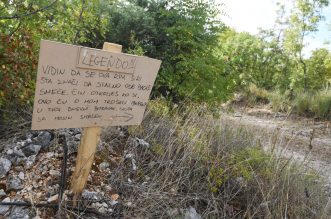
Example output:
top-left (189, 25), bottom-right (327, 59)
top-left (99, 99), bottom-right (329, 218)
top-left (0, 0), bottom-right (330, 218)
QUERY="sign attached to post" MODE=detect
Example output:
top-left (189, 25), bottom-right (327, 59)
top-left (31, 40), bottom-right (161, 130)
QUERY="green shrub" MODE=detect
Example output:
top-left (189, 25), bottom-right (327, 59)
top-left (0, 33), bottom-right (37, 108)
top-left (294, 93), bottom-right (314, 116)
top-left (311, 90), bottom-right (331, 120)
top-left (292, 90), bottom-right (331, 120)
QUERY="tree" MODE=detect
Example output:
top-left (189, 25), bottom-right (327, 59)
top-left (0, 0), bottom-right (113, 108)
top-left (283, 0), bottom-right (329, 91)
top-left (104, 0), bottom-right (233, 104)
top-left (219, 29), bottom-right (289, 91)
top-left (307, 48), bottom-right (331, 89)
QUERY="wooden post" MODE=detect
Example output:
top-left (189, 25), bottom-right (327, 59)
top-left (71, 42), bottom-right (122, 204)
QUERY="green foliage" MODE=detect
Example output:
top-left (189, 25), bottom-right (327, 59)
top-left (1, 0), bottom-right (331, 120)
top-left (219, 29), bottom-right (290, 91)
top-left (208, 165), bottom-right (226, 193)
top-left (0, 0), bottom-right (112, 109)
top-left (147, 98), bottom-right (172, 118)
top-left (208, 147), bottom-right (272, 193)
top-left (231, 147), bottom-right (272, 180)
top-left (311, 90), bottom-right (331, 119)
top-left (306, 48), bottom-right (331, 89)
top-left (0, 32), bottom-right (37, 108)
top-left (104, 0), bottom-right (234, 104)
top-left (294, 93), bottom-right (314, 116)
top-left (284, 0), bottom-right (329, 91)
top-left (292, 90), bottom-right (331, 119)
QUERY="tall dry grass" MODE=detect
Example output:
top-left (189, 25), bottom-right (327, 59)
top-left (99, 99), bottom-right (329, 218)
top-left (268, 89), bottom-right (331, 120)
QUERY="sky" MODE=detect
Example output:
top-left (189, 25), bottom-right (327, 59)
top-left (218, 0), bottom-right (331, 57)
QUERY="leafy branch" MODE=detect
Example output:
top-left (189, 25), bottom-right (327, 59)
top-left (0, 0), bottom-right (58, 20)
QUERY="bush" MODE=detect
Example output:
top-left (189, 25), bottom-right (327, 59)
top-left (311, 90), bottom-right (331, 120)
top-left (293, 90), bottom-right (331, 120)
top-left (0, 33), bottom-right (37, 108)
top-left (243, 84), bottom-right (270, 106)
top-left (268, 90), bottom-right (292, 112)
top-left (294, 93), bottom-right (314, 116)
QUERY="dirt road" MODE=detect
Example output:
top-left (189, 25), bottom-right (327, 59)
top-left (222, 108), bottom-right (331, 193)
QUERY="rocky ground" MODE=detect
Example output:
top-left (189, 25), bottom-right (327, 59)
top-left (0, 106), bottom-right (330, 218)
top-left (0, 128), bottom-right (202, 219)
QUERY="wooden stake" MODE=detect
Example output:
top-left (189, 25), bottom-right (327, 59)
top-left (71, 42), bottom-right (122, 205)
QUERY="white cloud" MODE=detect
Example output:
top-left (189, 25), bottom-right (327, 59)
top-left (217, 0), bottom-right (331, 56)
top-left (219, 0), bottom-right (279, 34)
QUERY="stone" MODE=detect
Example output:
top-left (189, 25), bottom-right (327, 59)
top-left (136, 138), bottom-right (150, 148)
top-left (0, 189), bottom-right (6, 198)
top-left (101, 202), bottom-right (108, 208)
top-left (7, 206), bottom-right (30, 219)
top-left (6, 149), bottom-right (14, 155)
top-left (21, 144), bottom-right (41, 157)
top-left (47, 185), bottom-right (59, 196)
top-left (8, 149), bottom-right (27, 165)
top-left (184, 207), bottom-right (202, 219)
top-left (7, 175), bottom-right (24, 191)
top-left (98, 206), bottom-right (107, 214)
top-left (131, 159), bottom-right (137, 171)
top-left (33, 131), bottom-right (52, 149)
top-left (0, 158), bottom-right (12, 178)
top-left (66, 136), bottom-right (79, 155)
top-left (124, 153), bottom-right (134, 159)
top-left (13, 150), bottom-right (25, 157)
top-left (47, 194), bottom-right (58, 203)
top-left (45, 152), bottom-right (55, 158)
top-left (14, 157), bottom-right (27, 166)
top-left (81, 190), bottom-right (103, 202)
top-left (21, 138), bottom-right (32, 147)
top-left (18, 172), bottom-right (25, 180)
top-left (99, 162), bottom-right (110, 171)
top-left (0, 197), bottom-right (11, 215)
top-left (70, 128), bottom-right (82, 135)
top-left (49, 170), bottom-right (60, 176)
top-left (109, 200), bottom-right (118, 206)
top-left (25, 155), bottom-right (36, 169)
top-left (74, 134), bottom-right (81, 141)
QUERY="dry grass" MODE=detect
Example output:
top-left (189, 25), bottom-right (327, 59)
top-left (0, 104), bottom-right (32, 139)
top-left (99, 99), bottom-right (329, 218)
top-left (0, 98), bottom-right (329, 218)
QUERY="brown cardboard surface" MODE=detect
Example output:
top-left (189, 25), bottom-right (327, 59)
top-left (31, 40), bottom-right (161, 130)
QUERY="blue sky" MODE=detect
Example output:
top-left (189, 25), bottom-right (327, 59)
top-left (218, 0), bottom-right (331, 57)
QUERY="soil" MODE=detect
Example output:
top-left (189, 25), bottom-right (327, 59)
top-left (222, 107), bottom-right (331, 193)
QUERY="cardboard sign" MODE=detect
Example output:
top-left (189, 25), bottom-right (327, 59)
top-left (76, 47), bottom-right (137, 74)
top-left (31, 40), bottom-right (161, 130)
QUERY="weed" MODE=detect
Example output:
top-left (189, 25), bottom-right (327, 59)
top-left (101, 99), bottom-right (328, 218)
